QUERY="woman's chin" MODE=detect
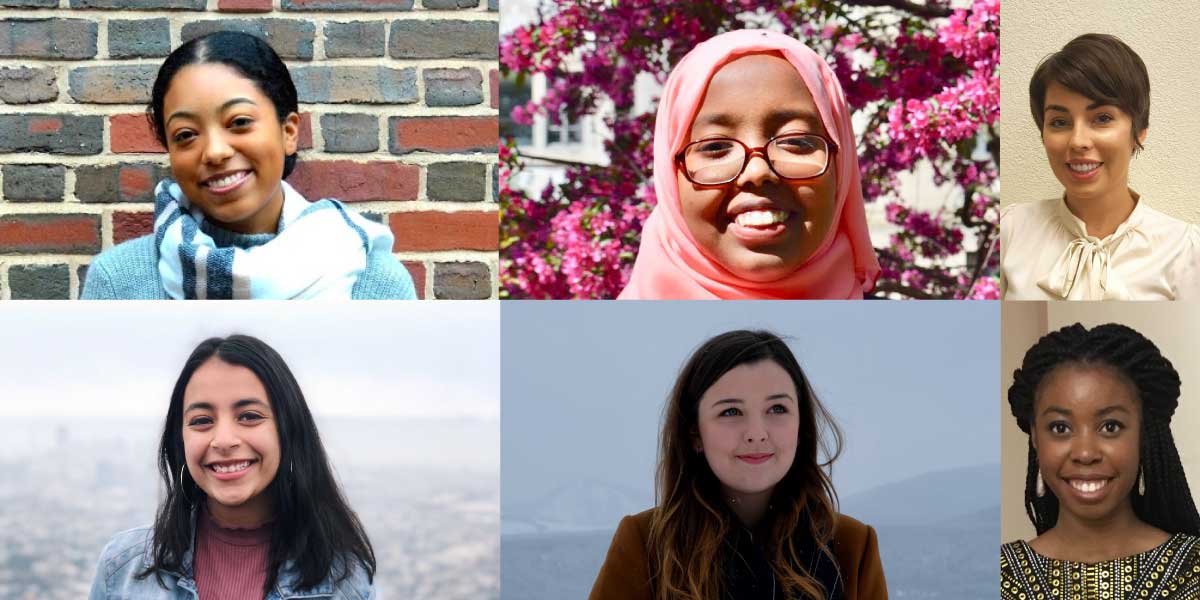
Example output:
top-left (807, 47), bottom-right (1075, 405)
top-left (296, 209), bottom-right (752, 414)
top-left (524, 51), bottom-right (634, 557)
top-left (719, 248), bottom-right (809, 283)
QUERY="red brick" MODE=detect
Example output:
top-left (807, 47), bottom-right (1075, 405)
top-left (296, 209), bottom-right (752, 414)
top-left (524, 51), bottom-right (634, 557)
top-left (0, 214), bottom-right (100, 254)
top-left (110, 114), bottom-right (164, 153)
top-left (389, 116), bottom-right (496, 154)
top-left (402, 260), bottom-right (426, 299)
top-left (287, 161), bottom-right (418, 202)
top-left (119, 168), bottom-right (154, 201)
top-left (490, 69), bottom-right (498, 109)
top-left (29, 117), bottom-right (61, 134)
top-left (218, 0), bottom-right (272, 10)
top-left (389, 211), bottom-right (497, 252)
top-left (113, 211), bottom-right (154, 244)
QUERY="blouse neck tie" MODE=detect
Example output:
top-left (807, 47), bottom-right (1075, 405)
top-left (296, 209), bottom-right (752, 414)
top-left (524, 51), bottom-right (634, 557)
top-left (1037, 195), bottom-right (1147, 300)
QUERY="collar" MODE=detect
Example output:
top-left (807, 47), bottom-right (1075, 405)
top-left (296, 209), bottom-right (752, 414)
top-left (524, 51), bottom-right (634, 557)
top-left (1055, 189), bottom-right (1145, 244)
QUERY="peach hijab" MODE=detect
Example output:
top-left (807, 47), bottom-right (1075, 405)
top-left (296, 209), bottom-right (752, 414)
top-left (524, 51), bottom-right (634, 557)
top-left (618, 29), bottom-right (880, 299)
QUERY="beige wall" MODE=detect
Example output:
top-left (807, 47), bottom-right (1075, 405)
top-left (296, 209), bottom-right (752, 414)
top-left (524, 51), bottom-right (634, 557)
top-left (1001, 302), bottom-right (1200, 543)
top-left (999, 0), bottom-right (1200, 222)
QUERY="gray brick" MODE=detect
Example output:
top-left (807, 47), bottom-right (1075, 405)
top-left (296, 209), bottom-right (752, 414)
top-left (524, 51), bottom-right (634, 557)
top-left (433, 261), bottom-right (489, 299)
top-left (324, 21), bottom-right (385, 58)
top-left (292, 66), bottom-right (416, 104)
top-left (0, 0), bottom-right (58, 8)
top-left (424, 68), bottom-right (483, 107)
top-left (0, 67), bottom-right (57, 103)
top-left (488, 0), bottom-right (497, 10)
top-left (423, 0), bottom-right (478, 7)
top-left (0, 115), bottom-right (103, 155)
top-left (2, 165), bottom-right (65, 202)
top-left (320, 114), bottom-right (379, 153)
top-left (492, 163), bottom-right (498, 202)
top-left (70, 0), bottom-right (205, 8)
top-left (75, 163), bottom-right (171, 204)
top-left (428, 162), bottom-right (485, 202)
top-left (182, 19), bottom-right (315, 60)
top-left (0, 19), bottom-right (97, 59)
top-left (282, 0), bottom-right (412, 10)
top-left (68, 65), bottom-right (157, 104)
top-left (108, 19), bottom-right (170, 58)
top-left (10, 264), bottom-right (69, 299)
top-left (389, 20), bottom-right (497, 59)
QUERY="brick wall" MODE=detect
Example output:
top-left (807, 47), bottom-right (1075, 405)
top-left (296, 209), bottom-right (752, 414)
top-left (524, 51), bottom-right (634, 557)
top-left (0, 0), bottom-right (499, 299)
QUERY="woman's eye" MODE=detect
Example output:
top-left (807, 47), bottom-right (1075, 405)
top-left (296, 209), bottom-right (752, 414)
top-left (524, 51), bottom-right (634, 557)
top-left (172, 130), bottom-right (195, 143)
top-left (1100, 420), bottom-right (1124, 434)
top-left (767, 404), bottom-right (789, 414)
top-left (187, 416), bottom-right (212, 427)
top-left (1048, 422), bottom-right (1070, 435)
top-left (1048, 118), bottom-right (1068, 129)
top-left (695, 140), bottom-right (734, 156)
top-left (239, 412), bottom-right (264, 422)
top-left (718, 407), bottom-right (742, 417)
top-left (1094, 113), bottom-right (1114, 124)
top-left (775, 136), bottom-right (819, 154)
top-left (230, 116), bottom-right (254, 128)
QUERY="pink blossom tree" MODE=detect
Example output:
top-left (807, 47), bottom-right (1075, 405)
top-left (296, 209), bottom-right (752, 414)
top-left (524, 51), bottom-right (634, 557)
top-left (501, 0), bottom-right (999, 299)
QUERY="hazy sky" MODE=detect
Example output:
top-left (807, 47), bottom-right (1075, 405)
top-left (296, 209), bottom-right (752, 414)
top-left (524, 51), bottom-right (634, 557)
top-left (502, 301), bottom-right (1000, 505)
top-left (0, 302), bottom-right (499, 420)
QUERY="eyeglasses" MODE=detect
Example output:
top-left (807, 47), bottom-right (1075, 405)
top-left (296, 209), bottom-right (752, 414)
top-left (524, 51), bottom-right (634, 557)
top-left (675, 133), bottom-right (838, 186)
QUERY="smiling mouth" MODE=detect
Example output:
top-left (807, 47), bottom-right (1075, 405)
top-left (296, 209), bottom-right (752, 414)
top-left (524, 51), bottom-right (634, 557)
top-left (733, 209), bottom-right (790, 228)
top-left (207, 459), bottom-right (257, 474)
top-left (203, 170), bottom-right (252, 193)
top-left (1067, 162), bottom-right (1101, 174)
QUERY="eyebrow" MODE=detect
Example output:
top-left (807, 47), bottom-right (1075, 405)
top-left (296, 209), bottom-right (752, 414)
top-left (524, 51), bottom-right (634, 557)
top-left (712, 393), bottom-right (795, 406)
top-left (1039, 404), bottom-right (1131, 418)
top-left (184, 398), bottom-right (270, 414)
top-left (694, 109), bottom-right (822, 131)
top-left (166, 97), bottom-right (258, 126)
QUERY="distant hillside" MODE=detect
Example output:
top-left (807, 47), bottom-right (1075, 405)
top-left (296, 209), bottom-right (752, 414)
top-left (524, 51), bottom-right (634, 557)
top-left (840, 464), bottom-right (1000, 526)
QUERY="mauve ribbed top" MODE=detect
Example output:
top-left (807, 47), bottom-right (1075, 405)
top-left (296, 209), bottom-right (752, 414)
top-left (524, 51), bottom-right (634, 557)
top-left (194, 508), bottom-right (272, 600)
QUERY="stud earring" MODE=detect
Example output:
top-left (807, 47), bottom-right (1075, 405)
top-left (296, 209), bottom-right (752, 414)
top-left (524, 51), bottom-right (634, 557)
top-left (1036, 470), bottom-right (1045, 498)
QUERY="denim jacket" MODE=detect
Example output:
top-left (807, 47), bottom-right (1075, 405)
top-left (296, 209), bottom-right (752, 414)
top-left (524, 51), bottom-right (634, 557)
top-left (88, 520), bottom-right (375, 600)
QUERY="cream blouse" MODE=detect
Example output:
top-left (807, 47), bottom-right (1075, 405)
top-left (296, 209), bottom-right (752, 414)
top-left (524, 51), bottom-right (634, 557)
top-left (1000, 194), bottom-right (1200, 300)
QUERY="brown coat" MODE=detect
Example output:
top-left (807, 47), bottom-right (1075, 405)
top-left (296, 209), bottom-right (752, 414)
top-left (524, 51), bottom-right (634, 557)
top-left (588, 509), bottom-right (887, 600)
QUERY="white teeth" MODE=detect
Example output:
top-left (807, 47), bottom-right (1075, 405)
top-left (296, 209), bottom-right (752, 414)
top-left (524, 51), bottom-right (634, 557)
top-left (212, 460), bottom-right (251, 474)
top-left (1070, 479), bottom-right (1107, 493)
top-left (734, 209), bottom-right (788, 227)
top-left (206, 171), bottom-right (248, 188)
top-left (1068, 163), bottom-right (1100, 173)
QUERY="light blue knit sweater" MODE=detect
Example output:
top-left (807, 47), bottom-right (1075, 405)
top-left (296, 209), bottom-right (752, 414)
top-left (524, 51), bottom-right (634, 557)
top-left (81, 228), bottom-right (416, 300)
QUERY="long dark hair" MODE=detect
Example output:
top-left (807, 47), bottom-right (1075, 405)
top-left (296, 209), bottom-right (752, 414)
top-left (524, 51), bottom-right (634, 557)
top-left (1008, 323), bottom-right (1200, 535)
top-left (139, 334), bottom-right (375, 593)
top-left (649, 329), bottom-right (843, 600)
top-left (148, 31), bottom-right (300, 177)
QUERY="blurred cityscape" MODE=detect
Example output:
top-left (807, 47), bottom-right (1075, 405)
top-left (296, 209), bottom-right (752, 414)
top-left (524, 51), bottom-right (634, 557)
top-left (0, 417), bottom-right (499, 599)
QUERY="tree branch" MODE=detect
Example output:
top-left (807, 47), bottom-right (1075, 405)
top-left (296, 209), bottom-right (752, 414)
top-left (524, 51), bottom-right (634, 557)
top-left (841, 0), bottom-right (954, 19)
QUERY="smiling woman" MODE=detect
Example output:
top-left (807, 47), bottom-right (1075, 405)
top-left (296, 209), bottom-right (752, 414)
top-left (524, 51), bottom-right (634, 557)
top-left (80, 31), bottom-right (415, 300)
top-left (618, 30), bottom-right (879, 300)
top-left (1001, 323), bottom-right (1200, 599)
top-left (1000, 34), bottom-right (1200, 300)
top-left (588, 330), bottom-right (885, 600)
top-left (87, 335), bottom-right (377, 599)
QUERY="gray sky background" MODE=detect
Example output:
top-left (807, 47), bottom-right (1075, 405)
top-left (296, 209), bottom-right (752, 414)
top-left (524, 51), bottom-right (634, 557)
top-left (0, 301), bottom-right (499, 420)
top-left (502, 301), bottom-right (999, 506)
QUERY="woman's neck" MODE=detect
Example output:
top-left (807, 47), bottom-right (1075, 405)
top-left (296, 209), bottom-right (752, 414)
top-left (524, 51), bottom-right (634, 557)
top-left (1063, 186), bottom-right (1137, 239)
top-left (724, 486), bottom-right (772, 529)
top-left (1032, 502), bottom-right (1168, 562)
top-left (205, 494), bottom-right (274, 530)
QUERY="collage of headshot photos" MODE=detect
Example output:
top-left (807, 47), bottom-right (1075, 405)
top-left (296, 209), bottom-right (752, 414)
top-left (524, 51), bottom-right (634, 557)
top-left (1, 0), bottom-right (1197, 599)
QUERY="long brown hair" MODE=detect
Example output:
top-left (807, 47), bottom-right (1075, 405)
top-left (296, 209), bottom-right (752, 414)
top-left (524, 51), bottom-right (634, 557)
top-left (648, 330), bottom-right (843, 600)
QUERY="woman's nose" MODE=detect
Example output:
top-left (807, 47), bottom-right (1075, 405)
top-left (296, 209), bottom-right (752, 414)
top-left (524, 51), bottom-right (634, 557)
top-left (1069, 124), bottom-right (1093, 151)
top-left (736, 148), bottom-right (779, 188)
top-left (203, 131), bottom-right (235, 164)
top-left (1070, 434), bottom-right (1101, 464)
top-left (210, 422), bottom-right (241, 451)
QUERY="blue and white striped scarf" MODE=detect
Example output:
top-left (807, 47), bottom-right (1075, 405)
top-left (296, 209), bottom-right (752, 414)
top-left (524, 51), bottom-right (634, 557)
top-left (154, 179), bottom-right (394, 299)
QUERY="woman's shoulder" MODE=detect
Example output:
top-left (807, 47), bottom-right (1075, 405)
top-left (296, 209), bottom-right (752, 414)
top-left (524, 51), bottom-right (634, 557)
top-left (352, 250), bottom-right (417, 300)
top-left (95, 525), bottom-right (154, 578)
top-left (82, 235), bottom-right (166, 300)
top-left (832, 512), bottom-right (876, 546)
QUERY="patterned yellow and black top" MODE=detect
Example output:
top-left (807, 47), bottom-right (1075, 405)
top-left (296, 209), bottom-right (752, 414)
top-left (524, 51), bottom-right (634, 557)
top-left (1001, 534), bottom-right (1200, 600)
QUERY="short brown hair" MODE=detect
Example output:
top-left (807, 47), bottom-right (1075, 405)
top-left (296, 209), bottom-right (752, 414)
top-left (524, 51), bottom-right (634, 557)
top-left (1029, 33), bottom-right (1150, 151)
